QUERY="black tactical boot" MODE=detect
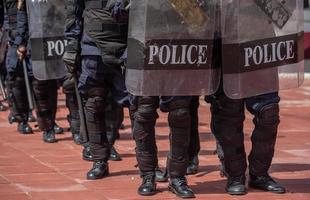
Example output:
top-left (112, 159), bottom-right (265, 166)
top-left (109, 146), bottom-right (122, 161)
top-left (43, 130), bottom-right (57, 143)
top-left (83, 146), bottom-right (94, 161)
top-left (8, 112), bottom-right (17, 124)
top-left (226, 175), bottom-right (247, 195)
top-left (87, 161), bottom-right (109, 180)
top-left (28, 111), bottom-right (36, 122)
top-left (17, 122), bottom-right (33, 134)
top-left (138, 172), bottom-right (157, 196)
top-left (169, 176), bottom-right (195, 198)
top-left (0, 102), bottom-right (8, 111)
top-left (187, 155), bottom-right (199, 175)
top-left (72, 133), bottom-right (81, 145)
top-left (54, 123), bottom-right (64, 134)
top-left (249, 174), bottom-right (286, 193)
top-left (155, 168), bottom-right (168, 182)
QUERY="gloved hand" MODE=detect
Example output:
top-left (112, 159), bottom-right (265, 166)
top-left (110, 0), bottom-right (129, 22)
top-left (63, 40), bottom-right (80, 74)
top-left (63, 52), bottom-right (79, 74)
top-left (16, 45), bottom-right (26, 60)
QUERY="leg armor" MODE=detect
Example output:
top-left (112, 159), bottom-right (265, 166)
top-left (32, 79), bottom-right (58, 131)
top-left (165, 98), bottom-right (191, 178)
top-left (84, 87), bottom-right (110, 162)
top-left (208, 90), bottom-right (247, 178)
top-left (7, 74), bottom-right (29, 122)
top-left (63, 76), bottom-right (80, 136)
top-left (246, 93), bottom-right (280, 176)
top-left (188, 96), bottom-right (200, 159)
top-left (105, 94), bottom-right (123, 145)
top-left (132, 96), bottom-right (159, 175)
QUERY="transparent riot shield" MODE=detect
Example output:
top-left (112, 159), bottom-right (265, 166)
top-left (126, 0), bottom-right (219, 96)
top-left (221, 0), bottom-right (304, 99)
top-left (26, 0), bottom-right (67, 80)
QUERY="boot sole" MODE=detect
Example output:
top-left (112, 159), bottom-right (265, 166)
top-left (19, 131), bottom-right (34, 135)
top-left (226, 190), bottom-right (247, 195)
top-left (83, 156), bottom-right (94, 162)
top-left (87, 170), bottom-right (109, 180)
top-left (43, 140), bottom-right (58, 143)
top-left (168, 185), bottom-right (195, 199)
top-left (138, 190), bottom-right (157, 196)
top-left (249, 183), bottom-right (286, 194)
top-left (186, 169), bottom-right (198, 175)
top-left (109, 157), bottom-right (122, 161)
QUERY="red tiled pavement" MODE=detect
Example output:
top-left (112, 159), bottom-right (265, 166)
top-left (0, 80), bottom-right (310, 200)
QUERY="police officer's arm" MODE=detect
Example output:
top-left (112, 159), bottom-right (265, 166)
top-left (109, 0), bottom-right (130, 22)
top-left (0, 0), bottom-right (4, 29)
top-left (15, 0), bottom-right (28, 59)
top-left (63, 0), bottom-right (84, 73)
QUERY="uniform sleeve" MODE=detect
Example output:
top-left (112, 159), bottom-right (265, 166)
top-left (64, 0), bottom-right (84, 52)
top-left (14, 0), bottom-right (28, 46)
top-left (0, 0), bottom-right (3, 29)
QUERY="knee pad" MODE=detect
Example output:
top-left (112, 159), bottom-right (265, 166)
top-left (255, 103), bottom-right (280, 127)
top-left (168, 107), bottom-right (191, 128)
top-left (252, 103), bottom-right (280, 142)
top-left (85, 96), bottom-right (105, 122)
top-left (63, 77), bottom-right (75, 95)
top-left (134, 106), bottom-right (158, 123)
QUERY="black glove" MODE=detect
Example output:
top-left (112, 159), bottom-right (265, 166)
top-left (110, 0), bottom-right (129, 22)
top-left (63, 40), bottom-right (80, 74)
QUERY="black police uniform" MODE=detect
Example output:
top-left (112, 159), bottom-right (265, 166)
top-left (14, 0), bottom-right (60, 142)
top-left (4, 0), bottom-right (32, 134)
top-left (63, 0), bottom-right (130, 180)
top-left (131, 95), bottom-right (195, 198)
top-left (205, 4), bottom-right (286, 193)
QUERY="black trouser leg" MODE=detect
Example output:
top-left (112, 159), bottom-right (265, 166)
top-left (188, 96), bottom-right (200, 159)
top-left (84, 88), bottom-right (110, 162)
top-left (166, 99), bottom-right (191, 178)
top-left (133, 96), bottom-right (159, 175)
top-left (32, 79), bottom-right (58, 131)
top-left (209, 90), bottom-right (247, 178)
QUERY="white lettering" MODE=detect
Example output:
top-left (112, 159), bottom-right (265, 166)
top-left (198, 45), bottom-right (208, 64)
top-left (243, 39), bottom-right (296, 67)
top-left (286, 40), bottom-right (295, 59)
top-left (244, 47), bottom-right (253, 67)
top-left (187, 45), bottom-right (198, 64)
top-left (47, 41), bottom-right (55, 56)
top-left (159, 45), bottom-right (171, 65)
top-left (148, 45), bottom-right (159, 64)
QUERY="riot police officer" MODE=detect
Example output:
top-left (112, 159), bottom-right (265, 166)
top-left (13, 0), bottom-right (64, 143)
top-left (205, 0), bottom-right (292, 195)
top-left (0, 5), bottom-right (8, 112)
top-left (131, 96), bottom-right (195, 198)
top-left (4, 0), bottom-right (33, 134)
top-left (63, 0), bottom-right (130, 179)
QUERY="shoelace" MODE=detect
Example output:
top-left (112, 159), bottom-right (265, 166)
top-left (143, 174), bottom-right (154, 184)
top-left (230, 176), bottom-right (245, 185)
top-left (258, 175), bottom-right (274, 183)
top-left (176, 177), bottom-right (187, 186)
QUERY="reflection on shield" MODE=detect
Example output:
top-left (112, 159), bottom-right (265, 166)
top-left (126, 0), bottom-right (219, 96)
top-left (221, 0), bottom-right (304, 99)
top-left (26, 0), bottom-right (67, 80)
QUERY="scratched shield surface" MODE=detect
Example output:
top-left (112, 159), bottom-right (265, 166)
top-left (26, 0), bottom-right (67, 80)
top-left (126, 0), bottom-right (219, 96)
top-left (221, 0), bottom-right (304, 99)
